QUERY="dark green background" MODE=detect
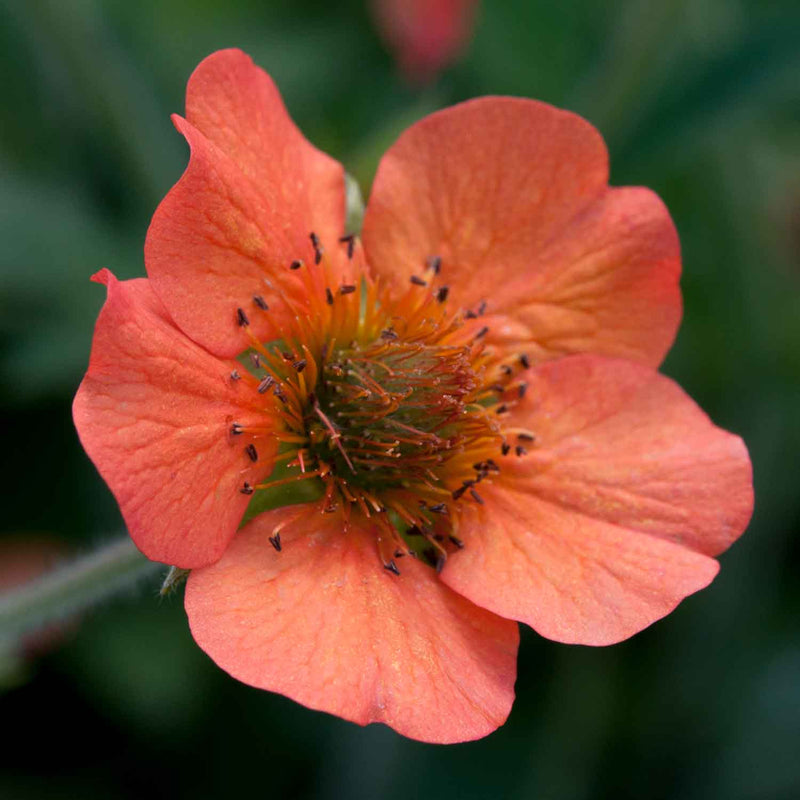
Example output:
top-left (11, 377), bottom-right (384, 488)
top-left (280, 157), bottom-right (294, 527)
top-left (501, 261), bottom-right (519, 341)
top-left (2, 0), bottom-right (799, 797)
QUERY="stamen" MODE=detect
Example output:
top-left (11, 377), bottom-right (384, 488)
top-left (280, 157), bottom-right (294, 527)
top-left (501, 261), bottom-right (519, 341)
top-left (410, 275), bottom-right (427, 287)
top-left (253, 295), bottom-right (269, 311)
top-left (325, 287), bottom-right (334, 305)
top-left (230, 369), bottom-right (241, 381)
top-left (436, 286), bottom-right (449, 303)
top-left (236, 307), bottom-right (250, 327)
top-left (257, 376), bottom-right (274, 394)
top-left (338, 234), bottom-right (355, 259)
top-left (339, 284), bottom-right (356, 295)
top-left (290, 259), bottom-right (304, 270)
top-left (269, 533), bottom-right (282, 552)
top-left (245, 444), bottom-right (258, 462)
top-left (425, 255), bottom-right (442, 274)
top-left (310, 232), bottom-right (323, 265)
top-left (519, 353), bottom-right (531, 369)
top-left (240, 482), bottom-right (254, 495)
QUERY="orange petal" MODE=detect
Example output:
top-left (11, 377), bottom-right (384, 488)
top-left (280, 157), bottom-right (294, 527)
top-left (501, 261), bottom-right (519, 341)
top-left (73, 270), bottom-right (276, 568)
top-left (146, 49), bottom-right (347, 357)
top-left (441, 354), bottom-right (753, 645)
top-left (185, 503), bottom-right (519, 743)
top-left (362, 98), bottom-right (681, 367)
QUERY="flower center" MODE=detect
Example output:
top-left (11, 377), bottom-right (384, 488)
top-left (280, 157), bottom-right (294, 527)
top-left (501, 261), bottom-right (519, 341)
top-left (231, 234), bottom-right (533, 572)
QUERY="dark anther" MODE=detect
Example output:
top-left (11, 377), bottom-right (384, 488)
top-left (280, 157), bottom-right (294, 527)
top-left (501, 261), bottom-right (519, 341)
top-left (250, 352), bottom-right (261, 369)
top-left (293, 359), bottom-right (307, 373)
top-left (501, 364), bottom-right (513, 376)
top-left (384, 560), bottom-right (401, 576)
top-left (230, 369), bottom-right (241, 381)
top-left (245, 444), bottom-right (258, 462)
top-left (310, 232), bottom-right (323, 264)
top-left (257, 375), bottom-right (274, 394)
top-left (433, 533), bottom-right (444, 542)
top-left (475, 326), bottom-right (489, 339)
top-left (469, 488), bottom-right (485, 505)
top-left (435, 554), bottom-right (447, 574)
top-left (517, 433), bottom-right (535, 442)
top-left (253, 295), bottom-right (269, 310)
top-left (464, 309), bottom-right (478, 319)
top-left (519, 353), bottom-right (531, 369)
top-left (410, 275), bottom-right (427, 287)
top-left (269, 533), bottom-right (282, 552)
top-left (426, 255), bottom-right (442, 274)
top-left (501, 442), bottom-right (511, 456)
top-left (236, 307), bottom-right (250, 327)
top-left (394, 549), bottom-right (406, 559)
top-left (273, 386), bottom-right (288, 404)
top-left (380, 328), bottom-right (398, 340)
top-left (449, 535), bottom-right (465, 549)
top-left (290, 259), bottom-right (304, 270)
top-left (436, 285), bottom-right (449, 303)
top-left (429, 503), bottom-right (448, 515)
top-left (518, 382), bottom-right (528, 399)
top-left (325, 287), bottom-right (334, 305)
top-left (451, 485), bottom-right (468, 500)
top-left (282, 351), bottom-right (294, 361)
top-left (490, 383), bottom-right (505, 393)
top-left (515, 445), bottom-right (528, 457)
top-left (406, 525), bottom-right (422, 537)
top-left (339, 284), bottom-right (356, 295)
top-left (477, 300), bottom-right (487, 315)
top-left (240, 482), bottom-right (254, 495)
top-left (496, 404), bottom-right (509, 415)
top-left (231, 423), bottom-right (244, 436)
top-left (338, 234), bottom-right (355, 259)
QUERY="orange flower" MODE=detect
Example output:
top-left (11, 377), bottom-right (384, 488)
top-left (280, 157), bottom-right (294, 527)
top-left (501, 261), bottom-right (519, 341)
top-left (73, 50), bottom-right (753, 743)
top-left (369, 0), bottom-right (479, 83)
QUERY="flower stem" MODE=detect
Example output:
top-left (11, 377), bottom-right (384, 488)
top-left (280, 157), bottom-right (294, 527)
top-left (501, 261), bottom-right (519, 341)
top-left (0, 537), bottom-right (161, 640)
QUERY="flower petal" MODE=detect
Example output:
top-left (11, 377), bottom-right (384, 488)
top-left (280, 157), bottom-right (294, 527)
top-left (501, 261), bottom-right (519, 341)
top-left (145, 49), bottom-right (348, 357)
top-left (185, 503), bottom-right (519, 743)
top-left (441, 354), bottom-right (753, 645)
top-left (73, 270), bottom-right (276, 568)
top-left (362, 98), bottom-right (681, 367)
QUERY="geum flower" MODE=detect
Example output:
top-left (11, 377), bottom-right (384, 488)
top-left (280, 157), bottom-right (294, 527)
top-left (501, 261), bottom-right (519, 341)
top-left (73, 50), bottom-right (753, 743)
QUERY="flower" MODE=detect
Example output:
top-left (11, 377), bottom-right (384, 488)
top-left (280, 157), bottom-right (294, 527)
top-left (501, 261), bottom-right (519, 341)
top-left (369, 0), bottom-right (479, 84)
top-left (73, 49), bottom-right (753, 743)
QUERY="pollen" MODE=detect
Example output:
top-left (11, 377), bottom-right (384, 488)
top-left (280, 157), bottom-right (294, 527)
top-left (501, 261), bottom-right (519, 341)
top-left (232, 234), bottom-right (533, 572)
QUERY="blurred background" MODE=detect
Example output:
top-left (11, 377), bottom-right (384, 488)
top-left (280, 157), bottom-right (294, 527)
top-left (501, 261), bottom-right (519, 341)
top-left (1, 0), bottom-right (799, 797)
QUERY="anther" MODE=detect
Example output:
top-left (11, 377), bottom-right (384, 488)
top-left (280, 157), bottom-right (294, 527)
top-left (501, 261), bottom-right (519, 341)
top-left (230, 369), bottom-right (241, 381)
top-left (273, 386), bottom-right (288, 404)
top-left (518, 382), bottom-right (528, 399)
top-left (290, 259), bottom-right (304, 270)
top-left (257, 375), bottom-right (274, 394)
top-left (231, 423), bottom-right (244, 436)
top-left (475, 326), bottom-right (489, 339)
top-left (435, 554), bottom-right (447, 574)
top-left (236, 307), bottom-right (249, 327)
top-left (449, 535), bottom-right (465, 549)
top-left (515, 445), bottom-right (528, 457)
top-left (477, 300), bottom-right (487, 315)
top-left (338, 234), bottom-right (355, 259)
top-left (426, 255), bottom-right (442, 274)
top-left (429, 503), bottom-right (448, 515)
top-left (464, 309), bottom-right (478, 319)
top-left (469, 489), bottom-right (484, 505)
top-left (245, 444), bottom-right (258, 462)
top-left (517, 433), bottom-right (535, 442)
top-left (325, 287), bottom-right (334, 305)
top-left (452, 485), bottom-right (468, 500)
top-left (436, 285), bottom-right (449, 303)
top-left (253, 295), bottom-right (269, 311)
top-left (269, 533), bottom-right (282, 552)
top-left (501, 442), bottom-right (511, 456)
top-left (339, 284), bottom-right (356, 295)
top-left (496, 404), bottom-right (509, 415)
top-left (240, 482), bottom-right (254, 495)
top-left (410, 275), bottom-right (427, 287)
top-left (519, 353), bottom-right (531, 369)
top-left (380, 328), bottom-right (398, 341)
top-left (310, 232), bottom-right (323, 264)
top-left (501, 365), bottom-right (513, 376)
top-left (383, 560), bottom-right (401, 576)
top-left (293, 359), bottom-right (307, 373)
top-left (250, 353), bottom-right (261, 369)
